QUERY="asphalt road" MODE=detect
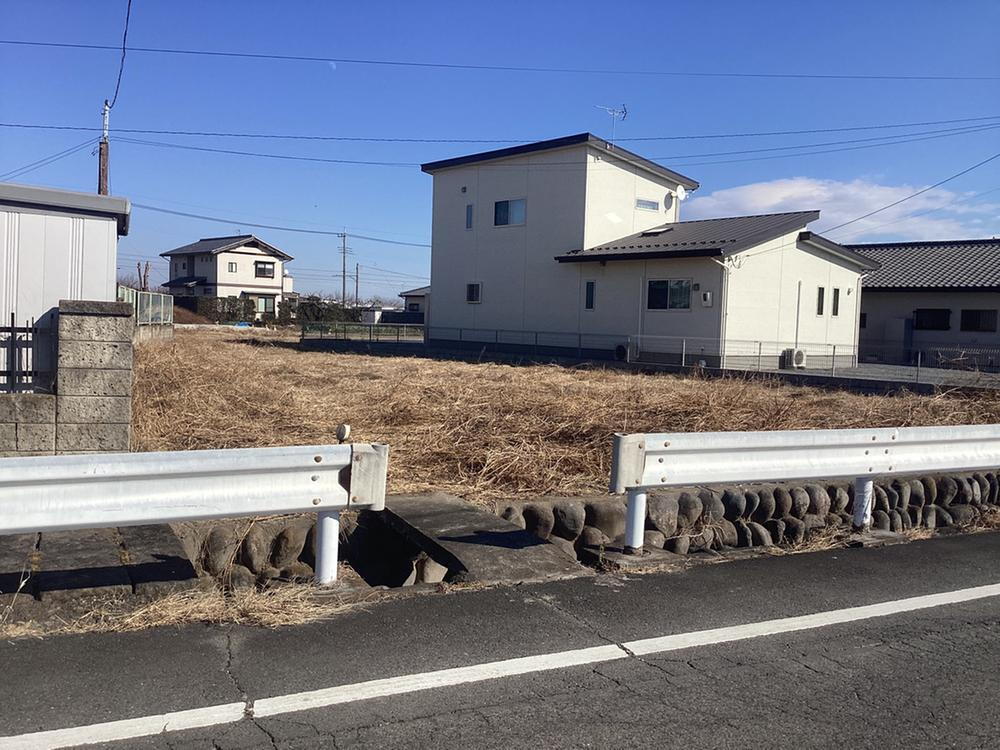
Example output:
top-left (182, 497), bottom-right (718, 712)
top-left (3, 533), bottom-right (1000, 749)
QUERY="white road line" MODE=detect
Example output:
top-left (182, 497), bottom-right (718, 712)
top-left (3, 582), bottom-right (1000, 749)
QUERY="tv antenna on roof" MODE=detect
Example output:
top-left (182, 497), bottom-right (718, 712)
top-left (595, 104), bottom-right (627, 146)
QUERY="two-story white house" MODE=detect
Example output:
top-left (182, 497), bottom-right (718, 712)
top-left (420, 133), bottom-right (879, 368)
top-left (161, 234), bottom-right (294, 318)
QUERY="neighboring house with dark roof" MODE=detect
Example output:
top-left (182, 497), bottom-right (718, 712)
top-left (160, 234), bottom-right (294, 318)
top-left (849, 238), bottom-right (1000, 365)
top-left (399, 285), bottom-right (430, 317)
top-left (0, 181), bottom-right (130, 325)
top-left (421, 134), bottom-right (877, 366)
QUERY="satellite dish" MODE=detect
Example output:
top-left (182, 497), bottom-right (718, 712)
top-left (676, 185), bottom-right (688, 202)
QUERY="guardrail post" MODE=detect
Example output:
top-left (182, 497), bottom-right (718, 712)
top-left (315, 508), bottom-right (341, 584)
top-left (852, 477), bottom-right (874, 530)
top-left (681, 339), bottom-right (686, 367)
top-left (623, 488), bottom-right (647, 554)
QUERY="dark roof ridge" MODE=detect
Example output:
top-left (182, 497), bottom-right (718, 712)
top-left (846, 237), bottom-right (1000, 249)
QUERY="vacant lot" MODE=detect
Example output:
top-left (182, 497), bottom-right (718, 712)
top-left (133, 329), bottom-right (1000, 506)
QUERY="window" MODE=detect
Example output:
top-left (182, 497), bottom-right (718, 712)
top-left (465, 283), bottom-right (481, 303)
top-left (816, 287), bottom-right (825, 316)
top-left (960, 309), bottom-right (998, 332)
top-left (407, 302), bottom-right (420, 312)
top-left (256, 296), bottom-right (275, 314)
top-left (255, 261), bottom-right (275, 279)
top-left (494, 198), bottom-right (526, 226)
top-left (832, 288), bottom-right (840, 317)
top-left (584, 280), bottom-right (596, 310)
top-left (859, 312), bottom-right (867, 329)
top-left (465, 203), bottom-right (474, 230)
top-left (635, 198), bottom-right (660, 211)
top-left (228, 262), bottom-right (237, 273)
top-left (647, 279), bottom-right (691, 310)
top-left (180, 261), bottom-right (187, 271)
top-left (913, 308), bottom-right (951, 331)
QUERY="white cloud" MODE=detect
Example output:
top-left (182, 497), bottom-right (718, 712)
top-left (683, 177), bottom-right (1000, 243)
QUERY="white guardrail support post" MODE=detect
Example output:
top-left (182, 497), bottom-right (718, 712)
top-left (315, 509), bottom-right (341, 584)
top-left (852, 477), bottom-right (874, 530)
top-left (623, 489), bottom-right (647, 555)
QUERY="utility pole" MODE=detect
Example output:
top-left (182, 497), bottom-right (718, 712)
top-left (98, 99), bottom-right (110, 195)
top-left (354, 263), bottom-right (359, 306)
top-left (340, 232), bottom-right (348, 305)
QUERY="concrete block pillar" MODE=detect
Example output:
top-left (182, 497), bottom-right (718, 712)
top-left (55, 300), bottom-right (135, 454)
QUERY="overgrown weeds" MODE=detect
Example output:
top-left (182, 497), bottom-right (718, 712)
top-left (132, 330), bottom-right (1000, 506)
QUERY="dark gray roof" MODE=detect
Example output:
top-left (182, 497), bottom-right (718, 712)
top-left (161, 234), bottom-right (293, 260)
top-left (163, 275), bottom-right (207, 288)
top-left (557, 211), bottom-right (821, 262)
top-left (420, 133), bottom-right (699, 190)
top-left (399, 285), bottom-right (430, 297)
top-left (847, 238), bottom-right (1000, 290)
top-left (0, 180), bottom-right (130, 235)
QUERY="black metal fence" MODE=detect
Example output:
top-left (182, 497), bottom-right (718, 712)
top-left (0, 315), bottom-right (51, 392)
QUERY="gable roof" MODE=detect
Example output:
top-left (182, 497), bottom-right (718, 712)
top-left (160, 234), bottom-right (293, 260)
top-left (420, 133), bottom-right (699, 190)
top-left (399, 285), bottom-right (430, 297)
top-left (847, 238), bottom-right (1000, 290)
top-left (557, 211), bottom-right (821, 263)
top-left (0, 180), bottom-right (131, 235)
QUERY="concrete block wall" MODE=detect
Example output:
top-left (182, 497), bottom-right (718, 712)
top-left (0, 393), bottom-right (56, 457)
top-left (55, 300), bottom-right (134, 454)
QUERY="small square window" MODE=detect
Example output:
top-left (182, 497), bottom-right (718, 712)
top-left (466, 283), bottom-right (481, 303)
top-left (832, 288), bottom-right (840, 317)
top-left (228, 262), bottom-right (238, 273)
top-left (494, 198), bottom-right (526, 226)
top-left (255, 261), bottom-right (275, 279)
top-left (816, 287), bottom-right (825, 316)
top-left (465, 203), bottom-right (474, 230)
top-left (584, 281), bottom-right (595, 310)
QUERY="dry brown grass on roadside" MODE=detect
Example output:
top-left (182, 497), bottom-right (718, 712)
top-left (132, 329), bottom-right (1000, 506)
top-left (0, 584), bottom-right (358, 640)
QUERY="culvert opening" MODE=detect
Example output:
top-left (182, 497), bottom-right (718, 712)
top-left (340, 510), bottom-right (457, 588)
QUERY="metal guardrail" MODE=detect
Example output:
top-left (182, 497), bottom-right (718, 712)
top-left (0, 442), bottom-right (389, 584)
top-left (610, 425), bottom-right (1000, 554)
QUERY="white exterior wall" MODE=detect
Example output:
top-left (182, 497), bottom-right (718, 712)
top-left (723, 230), bottom-right (863, 362)
top-left (427, 143), bottom-right (686, 339)
top-left (861, 290), bottom-right (1000, 352)
top-left (0, 207), bottom-right (117, 325)
top-left (170, 244), bottom-right (287, 303)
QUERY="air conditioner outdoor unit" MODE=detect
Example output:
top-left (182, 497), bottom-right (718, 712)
top-left (781, 348), bottom-right (807, 369)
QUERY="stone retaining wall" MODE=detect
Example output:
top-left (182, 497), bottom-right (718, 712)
top-left (499, 470), bottom-right (1000, 557)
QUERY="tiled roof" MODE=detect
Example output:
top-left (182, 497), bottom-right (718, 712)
top-left (847, 238), bottom-right (1000, 289)
top-left (557, 211), bottom-right (820, 262)
top-left (161, 234), bottom-right (292, 260)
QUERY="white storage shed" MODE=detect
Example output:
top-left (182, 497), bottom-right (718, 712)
top-left (0, 181), bottom-right (131, 326)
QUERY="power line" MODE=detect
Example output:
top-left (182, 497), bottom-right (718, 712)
top-left (819, 151), bottom-right (1000, 234)
top-left (2, 38), bottom-right (998, 81)
top-left (0, 138), bottom-right (97, 180)
top-left (131, 203), bottom-right (431, 247)
top-left (831, 185), bottom-right (1000, 241)
top-left (108, 0), bottom-right (132, 109)
top-left (112, 122), bottom-right (1000, 171)
top-left (3, 114), bottom-right (1000, 143)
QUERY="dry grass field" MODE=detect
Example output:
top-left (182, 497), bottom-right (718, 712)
top-left (133, 329), bottom-right (1000, 506)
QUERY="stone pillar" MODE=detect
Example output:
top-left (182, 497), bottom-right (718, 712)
top-left (55, 300), bottom-right (135, 454)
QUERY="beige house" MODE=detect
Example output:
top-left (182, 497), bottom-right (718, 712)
top-left (161, 234), bottom-right (294, 317)
top-left (420, 133), bottom-right (878, 367)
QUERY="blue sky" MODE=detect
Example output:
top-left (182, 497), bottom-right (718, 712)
top-left (1, 1), bottom-right (998, 298)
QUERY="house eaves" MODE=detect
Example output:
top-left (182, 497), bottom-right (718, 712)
top-left (797, 231), bottom-right (881, 272)
top-left (0, 180), bottom-right (131, 235)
